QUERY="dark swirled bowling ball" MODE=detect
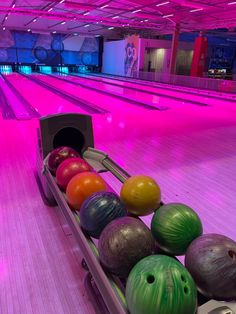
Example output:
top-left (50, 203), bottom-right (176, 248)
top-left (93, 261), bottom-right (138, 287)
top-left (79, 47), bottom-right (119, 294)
top-left (98, 216), bottom-right (155, 278)
top-left (80, 191), bottom-right (127, 239)
top-left (185, 233), bottom-right (236, 301)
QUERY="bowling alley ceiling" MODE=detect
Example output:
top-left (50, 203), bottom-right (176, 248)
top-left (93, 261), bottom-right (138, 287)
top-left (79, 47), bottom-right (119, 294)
top-left (0, 0), bottom-right (236, 37)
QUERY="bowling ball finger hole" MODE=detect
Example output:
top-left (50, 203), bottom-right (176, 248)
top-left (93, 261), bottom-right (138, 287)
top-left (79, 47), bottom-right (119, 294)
top-left (184, 286), bottom-right (189, 295)
top-left (181, 275), bottom-right (187, 282)
top-left (228, 250), bottom-right (236, 261)
top-left (146, 275), bottom-right (155, 284)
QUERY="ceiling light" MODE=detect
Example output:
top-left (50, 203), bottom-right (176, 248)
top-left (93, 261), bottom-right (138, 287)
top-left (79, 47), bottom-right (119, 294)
top-left (73, 32), bottom-right (78, 36)
top-left (59, 0), bottom-right (65, 3)
top-left (228, 1), bottom-right (236, 4)
top-left (132, 9), bottom-right (141, 13)
top-left (33, 18), bottom-right (37, 22)
top-left (83, 12), bottom-right (90, 15)
top-left (190, 8), bottom-right (203, 12)
top-left (163, 14), bottom-right (174, 18)
top-left (61, 21), bottom-right (66, 24)
top-left (48, 8), bottom-right (53, 12)
top-left (108, 27), bottom-right (114, 30)
top-left (52, 30), bottom-right (57, 33)
top-left (144, 19), bottom-right (149, 22)
top-left (95, 35), bottom-right (100, 37)
top-left (100, 4), bottom-right (109, 9)
top-left (156, 1), bottom-right (170, 6)
top-left (112, 15), bottom-right (119, 19)
top-left (5, 16), bottom-right (8, 20)
top-left (96, 21), bottom-right (99, 24)
top-left (3, 27), bottom-right (6, 31)
top-left (27, 28), bottom-right (31, 32)
top-left (140, 20), bottom-right (144, 22)
top-left (84, 24), bottom-right (90, 27)
top-left (12, 4), bottom-right (16, 8)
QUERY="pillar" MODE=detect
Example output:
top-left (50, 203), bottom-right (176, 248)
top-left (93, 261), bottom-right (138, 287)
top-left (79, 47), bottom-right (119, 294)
top-left (190, 32), bottom-right (208, 77)
top-left (169, 24), bottom-right (180, 75)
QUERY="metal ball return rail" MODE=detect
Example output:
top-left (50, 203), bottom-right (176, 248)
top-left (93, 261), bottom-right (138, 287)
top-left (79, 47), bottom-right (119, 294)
top-left (36, 113), bottom-right (236, 314)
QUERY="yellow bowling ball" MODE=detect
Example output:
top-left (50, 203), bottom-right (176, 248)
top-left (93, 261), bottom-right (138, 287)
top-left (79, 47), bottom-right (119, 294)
top-left (120, 175), bottom-right (161, 216)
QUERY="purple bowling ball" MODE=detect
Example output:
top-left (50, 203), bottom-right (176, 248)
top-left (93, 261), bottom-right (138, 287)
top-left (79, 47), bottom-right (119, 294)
top-left (98, 216), bottom-right (156, 278)
top-left (185, 233), bottom-right (236, 301)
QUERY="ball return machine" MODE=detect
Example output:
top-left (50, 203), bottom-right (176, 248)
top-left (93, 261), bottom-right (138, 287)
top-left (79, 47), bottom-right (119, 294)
top-left (36, 113), bottom-right (236, 314)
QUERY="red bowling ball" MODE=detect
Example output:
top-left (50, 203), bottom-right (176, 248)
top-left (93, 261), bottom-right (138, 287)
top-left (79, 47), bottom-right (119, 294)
top-left (48, 146), bottom-right (80, 175)
top-left (56, 157), bottom-right (92, 190)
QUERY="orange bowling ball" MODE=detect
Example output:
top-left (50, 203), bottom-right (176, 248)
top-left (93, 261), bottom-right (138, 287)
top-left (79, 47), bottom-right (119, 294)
top-left (66, 172), bottom-right (107, 210)
top-left (120, 175), bottom-right (161, 216)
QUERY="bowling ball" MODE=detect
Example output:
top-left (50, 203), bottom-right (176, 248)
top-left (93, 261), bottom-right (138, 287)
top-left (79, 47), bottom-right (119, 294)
top-left (56, 157), bottom-right (92, 190)
top-left (80, 192), bottom-right (127, 239)
top-left (98, 216), bottom-right (155, 278)
top-left (185, 233), bottom-right (236, 301)
top-left (66, 172), bottom-right (107, 210)
top-left (126, 255), bottom-right (197, 314)
top-left (151, 203), bottom-right (203, 256)
top-left (120, 175), bottom-right (161, 216)
top-left (48, 146), bottom-right (80, 175)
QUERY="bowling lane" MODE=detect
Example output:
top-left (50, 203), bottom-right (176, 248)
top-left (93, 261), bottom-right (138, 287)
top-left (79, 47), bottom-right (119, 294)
top-left (32, 73), bottom-right (157, 114)
top-left (33, 73), bottom-right (236, 134)
top-left (87, 74), bottom-right (236, 101)
top-left (72, 73), bottom-right (209, 106)
top-left (52, 73), bottom-right (236, 122)
top-left (4, 73), bottom-right (89, 116)
top-left (0, 76), bottom-right (29, 120)
top-left (56, 73), bottom-right (206, 108)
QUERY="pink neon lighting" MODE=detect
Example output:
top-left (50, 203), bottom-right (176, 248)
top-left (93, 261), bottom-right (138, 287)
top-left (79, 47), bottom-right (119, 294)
top-left (163, 14), bottom-right (174, 18)
top-left (156, 2), bottom-right (170, 7)
top-left (190, 8), bottom-right (203, 12)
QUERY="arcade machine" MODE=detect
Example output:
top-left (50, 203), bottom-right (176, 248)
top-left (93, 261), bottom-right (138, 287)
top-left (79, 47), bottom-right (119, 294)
top-left (36, 113), bottom-right (236, 314)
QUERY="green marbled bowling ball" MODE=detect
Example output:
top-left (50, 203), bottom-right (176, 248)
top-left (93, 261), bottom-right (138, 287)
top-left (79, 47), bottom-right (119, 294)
top-left (126, 255), bottom-right (197, 314)
top-left (151, 203), bottom-right (203, 255)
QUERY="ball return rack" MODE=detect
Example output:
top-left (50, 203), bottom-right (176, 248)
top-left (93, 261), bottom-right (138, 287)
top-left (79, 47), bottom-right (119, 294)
top-left (36, 113), bottom-right (236, 314)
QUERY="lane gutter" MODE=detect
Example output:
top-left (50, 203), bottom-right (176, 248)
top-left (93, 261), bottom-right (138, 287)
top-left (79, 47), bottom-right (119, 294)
top-left (2, 74), bottom-right (40, 118)
top-left (0, 74), bottom-right (16, 119)
top-left (83, 73), bottom-right (209, 107)
top-left (18, 72), bottom-right (108, 115)
top-left (44, 72), bottom-right (168, 111)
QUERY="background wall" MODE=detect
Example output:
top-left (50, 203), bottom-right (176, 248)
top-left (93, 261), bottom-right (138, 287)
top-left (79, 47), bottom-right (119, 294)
top-left (139, 39), bottom-right (172, 70)
top-left (177, 50), bottom-right (194, 75)
top-left (165, 32), bottom-right (236, 77)
top-left (102, 40), bottom-right (126, 76)
top-left (140, 38), bottom-right (193, 74)
top-left (0, 30), bottom-right (99, 66)
top-left (144, 48), bottom-right (166, 72)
